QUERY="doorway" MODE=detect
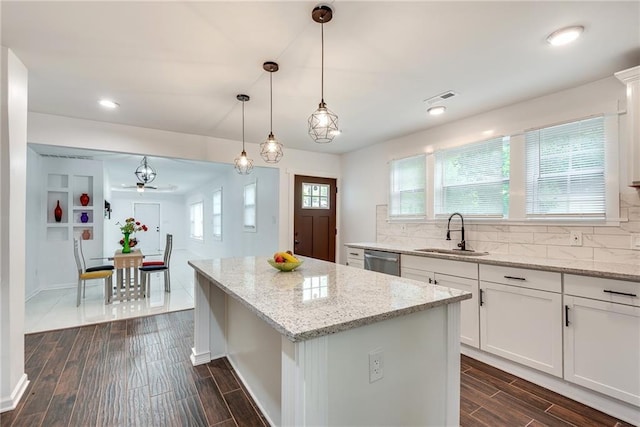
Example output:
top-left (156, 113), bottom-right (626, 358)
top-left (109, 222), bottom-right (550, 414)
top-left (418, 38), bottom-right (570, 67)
top-left (293, 175), bottom-right (337, 262)
top-left (134, 202), bottom-right (161, 254)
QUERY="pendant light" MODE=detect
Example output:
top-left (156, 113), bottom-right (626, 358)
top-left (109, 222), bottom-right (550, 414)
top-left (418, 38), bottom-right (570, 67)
top-left (135, 156), bottom-right (157, 184)
top-left (234, 94), bottom-right (254, 175)
top-left (308, 5), bottom-right (339, 144)
top-left (260, 61), bottom-right (284, 163)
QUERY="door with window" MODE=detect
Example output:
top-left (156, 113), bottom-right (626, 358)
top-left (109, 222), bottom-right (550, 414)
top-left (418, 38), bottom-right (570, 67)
top-left (294, 175), bottom-right (336, 262)
top-left (133, 202), bottom-right (161, 253)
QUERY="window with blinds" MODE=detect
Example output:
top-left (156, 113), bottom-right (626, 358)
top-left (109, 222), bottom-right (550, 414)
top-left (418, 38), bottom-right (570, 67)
top-left (435, 136), bottom-right (510, 217)
top-left (243, 182), bottom-right (257, 231)
top-left (212, 188), bottom-right (222, 241)
top-left (189, 201), bottom-right (204, 240)
top-left (389, 154), bottom-right (426, 219)
top-left (525, 116), bottom-right (605, 217)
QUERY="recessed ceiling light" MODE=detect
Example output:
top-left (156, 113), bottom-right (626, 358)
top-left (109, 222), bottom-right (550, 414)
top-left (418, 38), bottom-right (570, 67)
top-left (482, 130), bottom-right (494, 136)
top-left (546, 26), bottom-right (584, 46)
top-left (99, 99), bottom-right (119, 109)
top-left (427, 106), bottom-right (446, 116)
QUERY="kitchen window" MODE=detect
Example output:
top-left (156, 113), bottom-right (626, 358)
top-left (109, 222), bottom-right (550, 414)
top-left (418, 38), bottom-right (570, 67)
top-left (190, 201), bottom-right (204, 240)
top-left (435, 136), bottom-right (510, 217)
top-left (525, 116), bottom-right (605, 218)
top-left (244, 182), bottom-right (257, 231)
top-left (212, 188), bottom-right (222, 241)
top-left (389, 154), bottom-right (426, 219)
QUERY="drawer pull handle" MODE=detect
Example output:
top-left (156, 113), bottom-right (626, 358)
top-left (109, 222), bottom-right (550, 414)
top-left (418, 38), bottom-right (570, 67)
top-left (565, 305), bottom-right (570, 327)
top-left (504, 275), bottom-right (526, 281)
top-left (349, 252), bottom-right (359, 256)
top-left (479, 289), bottom-right (484, 306)
top-left (603, 289), bottom-right (637, 297)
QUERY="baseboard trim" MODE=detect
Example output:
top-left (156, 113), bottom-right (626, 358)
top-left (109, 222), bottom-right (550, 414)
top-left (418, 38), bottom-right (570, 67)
top-left (461, 346), bottom-right (640, 425)
top-left (189, 347), bottom-right (211, 366)
top-left (0, 374), bottom-right (29, 413)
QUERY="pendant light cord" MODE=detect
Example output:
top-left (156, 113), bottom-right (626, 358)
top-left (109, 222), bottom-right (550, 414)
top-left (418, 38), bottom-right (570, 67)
top-left (321, 21), bottom-right (324, 103)
top-left (270, 72), bottom-right (273, 133)
top-left (242, 99), bottom-right (245, 151)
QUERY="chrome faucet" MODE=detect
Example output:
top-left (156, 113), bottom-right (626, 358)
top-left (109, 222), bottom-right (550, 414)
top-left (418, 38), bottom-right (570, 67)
top-left (446, 212), bottom-right (466, 251)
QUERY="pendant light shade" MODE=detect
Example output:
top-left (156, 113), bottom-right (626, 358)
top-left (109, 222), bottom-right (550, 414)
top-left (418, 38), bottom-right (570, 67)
top-left (234, 94), bottom-right (254, 175)
top-left (260, 61), bottom-right (284, 163)
top-left (135, 156), bottom-right (157, 184)
top-left (308, 5), bottom-right (339, 144)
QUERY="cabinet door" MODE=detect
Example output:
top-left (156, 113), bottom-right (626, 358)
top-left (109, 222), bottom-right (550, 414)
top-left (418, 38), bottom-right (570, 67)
top-left (564, 296), bottom-right (640, 406)
top-left (480, 282), bottom-right (562, 377)
top-left (400, 266), bottom-right (435, 283)
top-left (436, 274), bottom-right (479, 348)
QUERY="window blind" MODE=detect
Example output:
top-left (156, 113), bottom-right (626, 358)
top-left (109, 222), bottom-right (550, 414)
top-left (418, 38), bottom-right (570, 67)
top-left (435, 137), bottom-right (510, 217)
top-left (525, 116), bottom-right (605, 217)
top-left (389, 154), bottom-right (426, 219)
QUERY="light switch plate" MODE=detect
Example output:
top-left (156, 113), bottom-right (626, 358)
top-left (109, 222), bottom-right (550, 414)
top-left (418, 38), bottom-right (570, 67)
top-left (570, 231), bottom-right (583, 246)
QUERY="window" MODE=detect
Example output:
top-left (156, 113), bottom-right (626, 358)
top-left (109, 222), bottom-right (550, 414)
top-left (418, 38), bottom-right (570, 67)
top-left (244, 182), bottom-right (257, 231)
top-left (190, 201), bottom-right (204, 240)
top-left (435, 136), bottom-right (510, 217)
top-left (302, 183), bottom-right (330, 209)
top-left (212, 188), bottom-right (222, 241)
top-left (389, 154), bottom-right (426, 219)
top-left (525, 116), bottom-right (605, 217)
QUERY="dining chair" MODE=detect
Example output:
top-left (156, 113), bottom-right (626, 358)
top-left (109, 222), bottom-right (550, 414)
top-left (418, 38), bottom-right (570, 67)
top-left (74, 238), bottom-right (113, 306)
top-left (78, 238), bottom-right (114, 272)
top-left (139, 233), bottom-right (173, 295)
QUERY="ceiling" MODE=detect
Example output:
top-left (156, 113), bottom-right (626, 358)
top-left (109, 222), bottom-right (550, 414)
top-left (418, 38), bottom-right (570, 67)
top-left (2, 1), bottom-right (639, 158)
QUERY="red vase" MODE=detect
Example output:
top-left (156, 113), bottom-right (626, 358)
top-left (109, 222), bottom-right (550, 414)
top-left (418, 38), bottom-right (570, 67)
top-left (54, 200), bottom-right (62, 222)
top-left (82, 229), bottom-right (91, 240)
top-left (80, 193), bottom-right (90, 206)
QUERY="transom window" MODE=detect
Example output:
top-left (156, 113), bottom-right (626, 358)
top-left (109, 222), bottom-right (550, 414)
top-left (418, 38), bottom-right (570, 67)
top-left (302, 183), bottom-right (330, 209)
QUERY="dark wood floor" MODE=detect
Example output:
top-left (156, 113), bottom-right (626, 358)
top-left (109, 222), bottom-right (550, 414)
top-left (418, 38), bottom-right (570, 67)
top-left (1, 310), bottom-right (635, 427)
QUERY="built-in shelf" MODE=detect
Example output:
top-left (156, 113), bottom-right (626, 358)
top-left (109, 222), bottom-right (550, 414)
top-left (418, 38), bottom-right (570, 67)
top-left (45, 173), bottom-right (97, 241)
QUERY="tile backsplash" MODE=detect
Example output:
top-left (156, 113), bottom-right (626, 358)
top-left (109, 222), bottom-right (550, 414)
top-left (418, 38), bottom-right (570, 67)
top-left (376, 193), bottom-right (640, 264)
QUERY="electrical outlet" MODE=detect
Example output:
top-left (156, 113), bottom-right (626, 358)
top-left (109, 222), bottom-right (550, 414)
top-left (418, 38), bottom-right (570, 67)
top-left (399, 224), bottom-right (407, 233)
top-left (369, 349), bottom-right (384, 383)
top-left (631, 234), bottom-right (640, 250)
top-left (570, 231), bottom-right (583, 246)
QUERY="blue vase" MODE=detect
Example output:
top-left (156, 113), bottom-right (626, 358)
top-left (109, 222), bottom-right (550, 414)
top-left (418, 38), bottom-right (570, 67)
top-left (80, 212), bottom-right (89, 223)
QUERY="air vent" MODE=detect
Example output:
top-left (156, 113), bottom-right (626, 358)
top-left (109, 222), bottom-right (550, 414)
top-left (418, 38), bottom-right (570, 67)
top-left (423, 90), bottom-right (459, 105)
top-left (39, 154), bottom-right (94, 160)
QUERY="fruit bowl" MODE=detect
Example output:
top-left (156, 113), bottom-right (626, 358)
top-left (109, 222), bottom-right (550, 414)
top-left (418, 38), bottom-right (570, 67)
top-left (267, 258), bottom-right (304, 272)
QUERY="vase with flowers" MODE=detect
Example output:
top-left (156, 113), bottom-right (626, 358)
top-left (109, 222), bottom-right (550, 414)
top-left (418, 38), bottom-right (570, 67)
top-left (117, 217), bottom-right (148, 253)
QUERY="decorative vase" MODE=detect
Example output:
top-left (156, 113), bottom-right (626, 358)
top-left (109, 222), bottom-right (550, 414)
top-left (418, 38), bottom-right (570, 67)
top-left (54, 200), bottom-right (62, 222)
top-left (80, 193), bottom-right (90, 206)
top-left (122, 232), bottom-right (131, 253)
top-left (80, 212), bottom-right (89, 223)
top-left (82, 229), bottom-right (91, 240)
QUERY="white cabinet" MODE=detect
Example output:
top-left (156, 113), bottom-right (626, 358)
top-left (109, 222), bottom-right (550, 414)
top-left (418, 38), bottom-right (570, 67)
top-left (564, 275), bottom-right (640, 406)
top-left (345, 246), bottom-right (364, 269)
top-left (479, 265), bottom-right (563, 377)
top-left (401, 255), bottom-right (479, 348)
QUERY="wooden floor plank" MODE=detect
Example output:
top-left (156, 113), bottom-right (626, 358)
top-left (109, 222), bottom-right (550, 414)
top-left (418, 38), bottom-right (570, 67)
top-left (462, 354), bottom-right (518, 383)
top-left (150, 391), bottom-right (181, 427)
top-left (461, 382), bottom-right (533, 426)
top-left (96, 379), bottom-right (126, 427)
top-left (209, 357), bottom-right (241, 394)
top-left (194, 376), bottom-right (232, 425)
top-left (127, 385), bottom-right (152, 426)
top-left (175, 394), bottom-right (210, 426)
top-left (460, 410), bottom-right (490, 427)
top-left (147, 359), bottom-right (174, 397)
top-left (169, 361), bottom-right (198, 400)
top-left (224, 389), bottom-right (265, 427)
top-left (492, 391), bottom-right (573, 427)
top-left (546, 403), bottom-right (621, 427)
top-left (461, 371), bottom-right (500, 397)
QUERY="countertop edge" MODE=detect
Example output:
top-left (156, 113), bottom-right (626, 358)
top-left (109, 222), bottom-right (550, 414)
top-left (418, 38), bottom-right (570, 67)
top-left (345, 243), bottom-right (640, 282)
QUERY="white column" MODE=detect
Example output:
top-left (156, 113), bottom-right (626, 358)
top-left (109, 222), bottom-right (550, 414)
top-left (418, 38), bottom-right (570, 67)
top-left (615, 65), bottom-right (640, 187)
top-left (190, 271), bottom-right (212, 365)
top-left (445, 302), bottom-right (462, 427)
top-left (0, 47), bottom-right (29, 412)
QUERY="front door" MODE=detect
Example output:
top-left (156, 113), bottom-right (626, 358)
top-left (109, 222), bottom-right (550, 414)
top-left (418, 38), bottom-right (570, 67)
top-left (133, 202), bottom-right (161, 254)
top-left (293, 175), bottom-right (336, 262)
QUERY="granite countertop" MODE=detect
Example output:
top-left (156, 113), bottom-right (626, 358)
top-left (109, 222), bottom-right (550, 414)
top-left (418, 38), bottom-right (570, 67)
top-left (346, 242), bottom-right (640, 282)
top-left (188, 256), bottom-right (471, 342)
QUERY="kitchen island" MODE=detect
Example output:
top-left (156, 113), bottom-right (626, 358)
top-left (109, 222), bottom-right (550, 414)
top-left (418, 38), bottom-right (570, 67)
top-left (189, 256), bottom-right (471, 426)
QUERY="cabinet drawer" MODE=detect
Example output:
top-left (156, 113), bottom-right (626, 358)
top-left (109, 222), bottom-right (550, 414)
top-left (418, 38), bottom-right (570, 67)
top-left (346, 259), bottom-right (364, 269)
top-left (401, 266), bottom-right (434, 283)
top-left (401, 254), bottom-right (477, 279)
top-left (345, 246), bottom-right (364, 260)
top-left (565, 274), bottom-right (640, 307)
top-left (480, 264), bottom-right (560, 293)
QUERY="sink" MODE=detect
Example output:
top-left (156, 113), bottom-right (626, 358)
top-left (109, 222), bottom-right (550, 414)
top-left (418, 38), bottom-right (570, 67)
top-left (414, 248), bottom-right (489, 256)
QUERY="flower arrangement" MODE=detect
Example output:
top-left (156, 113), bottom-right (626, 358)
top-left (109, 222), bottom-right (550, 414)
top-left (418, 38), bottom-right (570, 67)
top-left (117, 217), bottom-right (148, 235)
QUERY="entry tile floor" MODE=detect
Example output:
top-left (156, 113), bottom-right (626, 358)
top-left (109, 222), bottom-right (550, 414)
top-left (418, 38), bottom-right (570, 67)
top-left (25, 249), bottom-right (201, 333)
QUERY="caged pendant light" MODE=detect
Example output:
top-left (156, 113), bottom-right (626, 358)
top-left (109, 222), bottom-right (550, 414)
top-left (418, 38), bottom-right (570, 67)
top-left (135, 156), bottom-right (157, 184)
top-left (260, 61), bottom-right (284, 163)
top-left (308, 5), bottom-right (339, 144)
top-left (234, 94), bottom-right (254, 175)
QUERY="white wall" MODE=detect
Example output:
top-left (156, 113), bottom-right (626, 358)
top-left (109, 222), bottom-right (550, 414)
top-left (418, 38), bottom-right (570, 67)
top-left (340, 76), bottom-right (633, 263)
top-left (25, 147), bottom-right (41, 299)
top-left (105, 191), bottom-right (187, 256)
top-left (185, 165), bottom-right (280, 259)
top-left (0, 47), bottom-right (28, 412)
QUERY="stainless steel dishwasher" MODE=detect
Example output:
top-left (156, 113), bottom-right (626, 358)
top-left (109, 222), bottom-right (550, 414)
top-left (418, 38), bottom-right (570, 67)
top-left (364, 249), bottom-right (400, 276)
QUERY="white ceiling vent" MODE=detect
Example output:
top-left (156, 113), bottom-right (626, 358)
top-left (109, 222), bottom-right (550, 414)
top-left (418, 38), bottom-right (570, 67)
top-left (39, 153), bottom-right (94, 160)
top-left (423, 90), bottom-right (458, 106)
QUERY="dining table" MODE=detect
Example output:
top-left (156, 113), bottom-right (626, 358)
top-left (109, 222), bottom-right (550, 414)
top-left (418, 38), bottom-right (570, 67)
top-left (111, 249), bottom-right (145, 302)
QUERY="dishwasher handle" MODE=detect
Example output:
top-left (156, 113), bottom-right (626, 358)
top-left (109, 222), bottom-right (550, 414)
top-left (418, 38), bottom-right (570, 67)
top-left (364, 253), bottom-right (399, 263)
